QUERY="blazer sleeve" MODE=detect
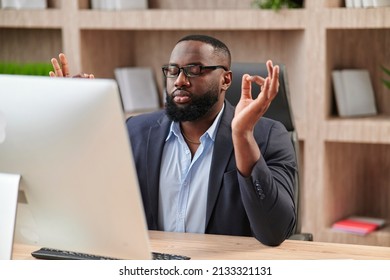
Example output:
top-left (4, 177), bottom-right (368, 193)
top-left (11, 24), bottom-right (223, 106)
top-left (237, 120), bottom-right (297, 246)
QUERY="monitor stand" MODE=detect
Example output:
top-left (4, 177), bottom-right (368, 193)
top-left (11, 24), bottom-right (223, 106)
top-left (0, 173), bottom-right (20, 260)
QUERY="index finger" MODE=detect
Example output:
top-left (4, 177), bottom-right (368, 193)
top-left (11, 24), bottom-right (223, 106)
top-left (51, 58), bottom-right (63, 77)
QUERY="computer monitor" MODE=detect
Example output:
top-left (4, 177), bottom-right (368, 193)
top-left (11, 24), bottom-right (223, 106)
top-left (0, 74), bottom-right (152, 260)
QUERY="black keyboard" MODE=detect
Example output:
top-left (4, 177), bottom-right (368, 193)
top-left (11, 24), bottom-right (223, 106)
top-left (31, 247), bottom-right (190, 260)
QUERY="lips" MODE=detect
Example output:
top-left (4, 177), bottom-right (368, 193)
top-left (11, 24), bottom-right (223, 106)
top-left (172, 90), bottom-right (191, 104)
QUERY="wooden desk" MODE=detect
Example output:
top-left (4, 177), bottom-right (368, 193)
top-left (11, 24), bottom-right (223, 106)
top-left (12, 231), bottom-right (390, 260)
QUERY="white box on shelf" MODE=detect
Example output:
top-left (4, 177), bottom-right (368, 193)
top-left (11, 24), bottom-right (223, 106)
top-left (114, 67), bottom-right (159, 113)
top-left (372, 0), bottom-right (390, 6)
top-left (91, 0), bottom-right (148, 10)
top-left (345, 0), bottom-right (354, 7)
top-left (332, 69), bottom-right (377, 117)
top-left (1, 0), bottom-right (47, 9)
top-left (362, 0), bottom-right (374, 7)
top-left (353, 0), bottom-right (363, 7)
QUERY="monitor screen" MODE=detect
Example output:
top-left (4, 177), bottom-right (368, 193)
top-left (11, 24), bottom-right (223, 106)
top-left (0, 75), bottom-right (151, 259)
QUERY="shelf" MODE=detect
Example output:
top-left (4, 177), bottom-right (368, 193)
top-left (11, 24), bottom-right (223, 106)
top-left (78, 9), bottom-right (307, 30)
top-left (323, 8), bottom-right (390, 28)
top-left (322, 227), bottom-right (390, 247)
top-left (325, 116), bottom-right (390, 144)
top-left (0, 28), bottom-right (62, 63)
top-left (323, 141), bottom-right (390, 245)
top-left (0, 10), bottom-right (63, 28)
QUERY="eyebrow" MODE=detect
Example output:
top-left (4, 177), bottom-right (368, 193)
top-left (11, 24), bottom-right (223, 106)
top-left (167, 62), bottom-right (203, 66)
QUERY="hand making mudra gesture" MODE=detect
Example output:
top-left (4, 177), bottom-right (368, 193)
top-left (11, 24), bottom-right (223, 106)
top-left (49, 53), bottom-right (94, 79)
top-left (231, 61), bottom-right (279, 176)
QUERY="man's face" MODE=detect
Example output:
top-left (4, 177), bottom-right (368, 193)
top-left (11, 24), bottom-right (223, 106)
top-left (164, 40), bottom-right (226, 122)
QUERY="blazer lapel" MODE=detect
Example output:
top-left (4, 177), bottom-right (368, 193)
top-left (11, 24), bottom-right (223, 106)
top-left (205, 102), bottom-right (235, 228)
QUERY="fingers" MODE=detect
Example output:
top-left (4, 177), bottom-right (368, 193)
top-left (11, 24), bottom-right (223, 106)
top-left (269, 65), bottom-right (279, 99)
top-left (51, 57), bottom-right (63, 77)
top-left (49, 52), bottom-right (97, 80)
top-left (241, 74), bottom-right (252, 100)
top-left (266, 60), bottom-right (273, 79)
top-left (248, 75), bottom-right (265, 87)
top-left (49, 53), bottom-right (94, 79)
top-left (258, 77), bottom-right (270, 104)
top-left (264, 60), bottom-right (279, 99)
top-left (59, 53), bottom-right (70, 77)
top-left (50, 53), bottom-right (72, 77)
top-left (72, 73), bottom-right (95, 79)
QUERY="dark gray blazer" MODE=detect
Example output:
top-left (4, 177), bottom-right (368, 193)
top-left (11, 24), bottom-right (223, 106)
top-left (126, 101), bottom-right (296, 246)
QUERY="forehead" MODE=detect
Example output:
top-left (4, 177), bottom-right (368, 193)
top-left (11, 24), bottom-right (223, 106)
top-left (169, 40), bottom-right (216, 65)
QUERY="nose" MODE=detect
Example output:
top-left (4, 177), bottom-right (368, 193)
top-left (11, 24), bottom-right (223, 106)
top-left (174, 71), bottom-right (190, 88)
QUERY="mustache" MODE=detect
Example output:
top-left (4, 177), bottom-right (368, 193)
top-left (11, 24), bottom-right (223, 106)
top-left (171, 88), bottom-right (191, 97)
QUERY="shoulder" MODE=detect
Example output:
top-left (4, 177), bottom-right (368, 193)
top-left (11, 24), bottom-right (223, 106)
top-left (126, 109), bottom-right (167, 131)
top-left (255, 117), bottom-right (287, 136)
top-left (254, 117), bottom-right (292, 155)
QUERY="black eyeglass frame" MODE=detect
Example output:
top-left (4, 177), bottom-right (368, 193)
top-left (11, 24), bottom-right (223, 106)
top-left (162, 64), bottom-right (228, 78)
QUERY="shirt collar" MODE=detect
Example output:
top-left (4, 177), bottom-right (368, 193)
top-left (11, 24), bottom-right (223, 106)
top-left (165, 103), bottom-right (225, 142)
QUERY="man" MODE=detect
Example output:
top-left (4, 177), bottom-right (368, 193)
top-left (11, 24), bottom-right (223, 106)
top-left (50, 34), bottom-right (296, 246)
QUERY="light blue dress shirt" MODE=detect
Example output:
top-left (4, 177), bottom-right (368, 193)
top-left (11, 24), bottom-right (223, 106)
top-left (158, 105), bottom-right (225, 233)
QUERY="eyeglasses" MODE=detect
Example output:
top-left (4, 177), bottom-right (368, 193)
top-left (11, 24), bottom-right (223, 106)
top-left (162, 64), bottom-right (228, 78)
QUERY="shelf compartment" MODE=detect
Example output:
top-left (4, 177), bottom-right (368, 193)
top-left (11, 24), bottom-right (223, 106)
top-left (147, 0), bottom-right (257, 10)
top-left (323, 141), bottom-right (390, 246)
top-left (79, 0), bottom-right (304, 10)
top-left (326, 28), bottom-right (390, 118)
top-left (0, 28), bottom-right (62, 63)
top-left (325, 116), bottom-right (390, 144)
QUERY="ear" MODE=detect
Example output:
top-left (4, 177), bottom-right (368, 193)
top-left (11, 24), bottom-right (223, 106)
top-left (221, 70), bottom-right (232, 91)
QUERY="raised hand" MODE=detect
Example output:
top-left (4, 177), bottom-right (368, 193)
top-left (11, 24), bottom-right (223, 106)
top-left (49, 53), bottom-right (94, 78)
top-left (231, 60), bottom-right (280, 176)
top-left (232, 60), bottom-right (279, 133)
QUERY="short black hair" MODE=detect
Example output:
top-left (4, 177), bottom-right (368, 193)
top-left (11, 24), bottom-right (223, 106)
top-left (177, 34), bottom-right (231, 68)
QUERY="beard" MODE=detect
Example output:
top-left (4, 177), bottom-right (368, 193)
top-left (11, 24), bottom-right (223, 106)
top-left (165, 85), bottom-right (219, 122)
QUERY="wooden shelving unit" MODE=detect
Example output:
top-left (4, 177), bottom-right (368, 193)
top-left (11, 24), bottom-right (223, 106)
top-left (1, 0), bottom-right (390, 246)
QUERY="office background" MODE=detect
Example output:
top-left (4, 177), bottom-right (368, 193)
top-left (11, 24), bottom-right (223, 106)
top-left (1, 0), bottom-right (390, 247)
